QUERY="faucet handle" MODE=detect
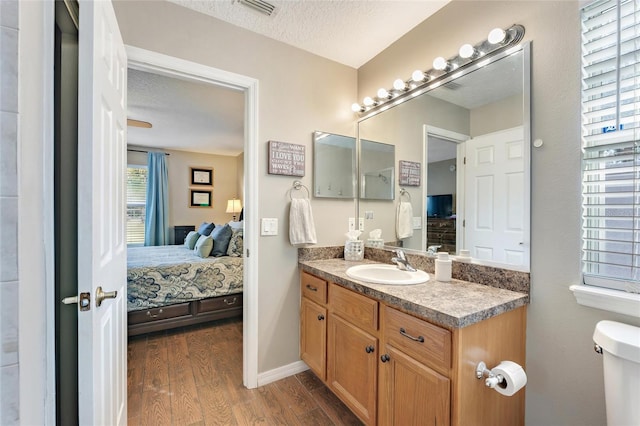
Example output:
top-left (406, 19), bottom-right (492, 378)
top-left (394, 249), bottom-right (406, 260)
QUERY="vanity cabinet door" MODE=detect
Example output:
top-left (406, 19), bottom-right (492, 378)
top-left (327, 314), bottom-right (378, 425)
top-left (379, 345), bottom-right (450, 426)
top-left (300, 297), bottom-right (327, 380)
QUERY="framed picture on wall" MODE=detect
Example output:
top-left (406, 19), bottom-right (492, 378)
top-left (190, 167), bottom-right (213, 186)
top-left (190, 190), bottom-right (212, 208)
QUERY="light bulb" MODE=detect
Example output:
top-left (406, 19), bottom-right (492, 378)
top-left (377, 88), bottom-right (389, 99)
top-left (488, 27), bottom-right (506, 44)
top-left (393, 79), bottom-right (406, 91)
top-left (411, 70), bottom-right (425, 82)
top-left (351, 103), bottom-right (362, 112)
top-left (459, 44), bottom-right (475, 59)
top-left (433, 57), bottom-right (448, 71)
top-left (363, 97), bottom-right (374, 107)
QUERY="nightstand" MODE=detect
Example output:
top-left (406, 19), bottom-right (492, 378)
top-left (174, 225), bottom-right (195, 245)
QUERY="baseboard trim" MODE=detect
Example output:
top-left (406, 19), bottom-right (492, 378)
top-left (257, 360), bottom-right (309, 387)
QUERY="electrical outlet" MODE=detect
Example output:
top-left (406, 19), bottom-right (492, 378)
top-left (359, 217), bottom-right (365, 231)
top-left (412, 216), bottom-right (422, 229)
top-left (348, 217), bottom-right (355, 231)
top-left (365, 210), bottom-right (374, 219)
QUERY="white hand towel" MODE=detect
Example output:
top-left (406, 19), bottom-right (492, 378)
top-left (396, 201), bottom-right (414, 239)
top-left (289, 198), bottom-right (318, 245)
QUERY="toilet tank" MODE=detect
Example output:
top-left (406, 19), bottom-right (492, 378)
top-left (593, 320), bottom-right (640, 426)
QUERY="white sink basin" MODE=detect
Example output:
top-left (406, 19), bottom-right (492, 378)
top-left (346, 264), bottom-right (430, 285)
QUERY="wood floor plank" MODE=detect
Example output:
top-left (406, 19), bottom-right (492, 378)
top-left (167, 332), bottom-right (191, 372)
top-left (170, 375), bottom-right (204, 426)
top-left (232, 397), bottom-right (270, 425)
top-left (257, 383), bottom-right (302, 426)
top-left (197, 382), bottom-right (237, 426)
top-left (140, 386), bottom-right (172, 426)
top-left (295, 370), bottom-right (325, 392)
top-left (143, 336), bottom-right (170, 391)
top-left (311, 385), bottom-right (364, 426)
top-left (273, 375), bottom-right (320, 417)
top-left (296, 407), bottom-right (337, 425)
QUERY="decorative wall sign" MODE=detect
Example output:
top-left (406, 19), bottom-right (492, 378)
top-left (190, 190), bottom-right (212, 208)
top-left (268, 141), bottom-right (305, 176)
top-left (399, 160), bottom-right (421, 186)
top-left (190, 167), bottom-right (213, 186)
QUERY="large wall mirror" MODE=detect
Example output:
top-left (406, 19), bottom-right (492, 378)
top-left (313, 131), bottom-right (356, 198)
top-left (358, 43), bottom-right (531, 271)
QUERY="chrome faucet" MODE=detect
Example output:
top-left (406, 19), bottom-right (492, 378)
top-left (427, 245), bottom-right (442, 255)
top-left (391, 249), bottom-right (416, 272)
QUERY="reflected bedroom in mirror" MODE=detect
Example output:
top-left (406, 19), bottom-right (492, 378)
top-left (357, 43), bottom-right (531, 271)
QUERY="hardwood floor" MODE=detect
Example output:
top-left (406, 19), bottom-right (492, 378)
top-left (127, 318), bottom-right (363, 425)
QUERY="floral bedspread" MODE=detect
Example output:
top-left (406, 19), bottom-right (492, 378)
top-left (127, 245), bottom-right (243, 311)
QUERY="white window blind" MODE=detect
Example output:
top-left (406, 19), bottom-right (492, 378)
top-left (127, 166), bottom-right (147, 245)
top-left (582, 0), bottom-right (640, 292)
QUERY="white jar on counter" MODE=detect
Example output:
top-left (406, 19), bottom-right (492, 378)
top-left (344, 240), bottom-right (364, 261)
top-left (435, 252), bottom-right (452, 282)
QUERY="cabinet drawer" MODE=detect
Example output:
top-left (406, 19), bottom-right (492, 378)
top-left (330, 283), bottom-right (378, 333)
top-left (128, 303), bottom-right (192, 324)
top-left (198, 294), bottom-right (243, 312)
top-left (383, 305), bottom-right (451, 375)
top-left (301, 271), bottom-right (328, 305)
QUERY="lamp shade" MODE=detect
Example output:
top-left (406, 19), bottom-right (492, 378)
top-left (226, 199), bottom-right (242, 214)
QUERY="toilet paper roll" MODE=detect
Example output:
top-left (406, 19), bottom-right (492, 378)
top-left (491, 361), bottom-right (527, 396)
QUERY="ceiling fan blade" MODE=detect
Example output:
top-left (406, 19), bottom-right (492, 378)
top-left (127, 119), bottom-right (152, 128)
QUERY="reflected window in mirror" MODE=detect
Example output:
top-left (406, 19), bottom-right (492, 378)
top-left (313, 131), bottom-right (356, 198)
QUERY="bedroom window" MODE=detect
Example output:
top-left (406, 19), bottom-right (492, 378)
top-left (581, 0), bottom-right (640, 293)
top-left (127, 166), bottom-right (148, 245)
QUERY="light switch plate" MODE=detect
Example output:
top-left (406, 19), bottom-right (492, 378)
top-left (348, 217), bottom-right (355, 231)
top-left (412, 216), bottom-right (422, 229)
top-left (261, 218), bottom-right (278, 236)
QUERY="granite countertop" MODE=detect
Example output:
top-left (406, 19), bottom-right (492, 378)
top-left (299, 258), bottom-right (529, 330)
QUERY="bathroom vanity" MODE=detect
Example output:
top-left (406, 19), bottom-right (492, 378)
top-left (299, 258), bottom-right (528, 426)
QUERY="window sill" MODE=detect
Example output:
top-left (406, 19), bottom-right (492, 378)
top-left (570, 284), bottom-right (640, 318)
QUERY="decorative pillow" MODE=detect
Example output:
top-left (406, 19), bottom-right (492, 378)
top-left (197, 222), bottom-right (215, 236)
top-left (228, 220), bottom-right (244, 230)
top-left (210, 223), bottom-right (233, 257)
top-left (184, 231), bottom-right (200, 249)
top-left (194, 234), bottom-right (214, 258)
top-left (227, 229), bottom-right (244, 257)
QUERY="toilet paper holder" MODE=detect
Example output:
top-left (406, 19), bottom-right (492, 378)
top-left (475, 361), bottom-right (506, 389)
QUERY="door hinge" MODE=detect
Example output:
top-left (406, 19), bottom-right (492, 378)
top-left (464, 157), bottom-right (466, 165)
top-left (463, 219), bottom-right (466, 227)
top-left (246, 249), bottom-right (250, 257)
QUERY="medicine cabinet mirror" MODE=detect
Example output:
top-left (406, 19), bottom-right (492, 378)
top-left (313, 131), bottom-right (356, 198)
top-left (357, 43), bottom-right (531, 271)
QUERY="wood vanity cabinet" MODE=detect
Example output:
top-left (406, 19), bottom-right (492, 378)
top-left (299, 270), bottom-right (527, 426)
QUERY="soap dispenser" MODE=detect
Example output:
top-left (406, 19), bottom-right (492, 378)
top-left (435, 252), bottom-right (452, 282)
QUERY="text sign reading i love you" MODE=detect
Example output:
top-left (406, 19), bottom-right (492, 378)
top-left (268, 141), bottom-right (305, 177)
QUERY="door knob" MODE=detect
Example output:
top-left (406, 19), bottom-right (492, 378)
top-left (365, 345), bottom-right (375, 353)
top-left (95, 286), bottom-right (117, 307)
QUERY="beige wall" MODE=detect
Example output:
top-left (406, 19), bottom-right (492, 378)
top-left (358, 1), bottom-right (640, 425)
top-left (113, 0), bottom-right (357, 373)
top-left (470, 94), bottom-right (523, 137)
top-left (128, 147), bottom-right (243, 241)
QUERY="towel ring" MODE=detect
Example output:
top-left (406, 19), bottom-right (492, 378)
top-left (400, 188), bottom-right (411, 202)
top-left (290, 180), bottom-right (310, 200)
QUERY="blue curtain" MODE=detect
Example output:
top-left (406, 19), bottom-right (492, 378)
top-left (144, 152), bottom-right (170, 246)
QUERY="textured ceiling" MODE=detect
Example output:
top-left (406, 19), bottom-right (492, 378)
top-left (167, 0), bottom-right (450, 68)
top-left (127, 68), bottom-right (244, 156)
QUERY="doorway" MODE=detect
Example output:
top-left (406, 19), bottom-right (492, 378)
top-left (125, 47), bottom-right (259, 389)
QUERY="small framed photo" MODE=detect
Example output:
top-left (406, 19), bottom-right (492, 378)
top-left (190, 167), bottom-right (213, 186)
top-left (190, 190), bottom-right (212, 208)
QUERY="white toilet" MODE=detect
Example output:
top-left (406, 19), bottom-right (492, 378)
top-left (593, 320), bottom-right (640, 426)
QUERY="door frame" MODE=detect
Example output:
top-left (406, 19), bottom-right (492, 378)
top-left (126, 46), bottom-right (260, 388)
top-left (423, 125), bottom-right (469, 253)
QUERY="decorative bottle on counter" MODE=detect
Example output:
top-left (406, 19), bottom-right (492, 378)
top-left (344, 240), bottom-right (364, 261)
top-left (435, 252), bottom-right (452, 282)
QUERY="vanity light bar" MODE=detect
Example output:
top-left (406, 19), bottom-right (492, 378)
top-left (351, 24), bottom-right (525, 114)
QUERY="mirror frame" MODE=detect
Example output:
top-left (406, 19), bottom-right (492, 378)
top-left (356, 42), bottom-right (531, 271)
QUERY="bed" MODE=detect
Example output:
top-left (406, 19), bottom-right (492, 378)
top-left (127, 244), bottom-right (243, 336)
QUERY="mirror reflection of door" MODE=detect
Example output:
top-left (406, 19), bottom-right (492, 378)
top-left (426, 135), bottom-right (459, 254)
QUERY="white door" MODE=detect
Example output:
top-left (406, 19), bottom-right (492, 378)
top-left (77, 0), bottom-right (127, 424)
top-left (464, 126), bottom-right (529, 268)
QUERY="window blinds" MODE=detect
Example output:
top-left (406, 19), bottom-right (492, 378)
top-left (582, 0), bottom-right (640, 292)
top-left (126, 166), bottom-right (148, 245)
